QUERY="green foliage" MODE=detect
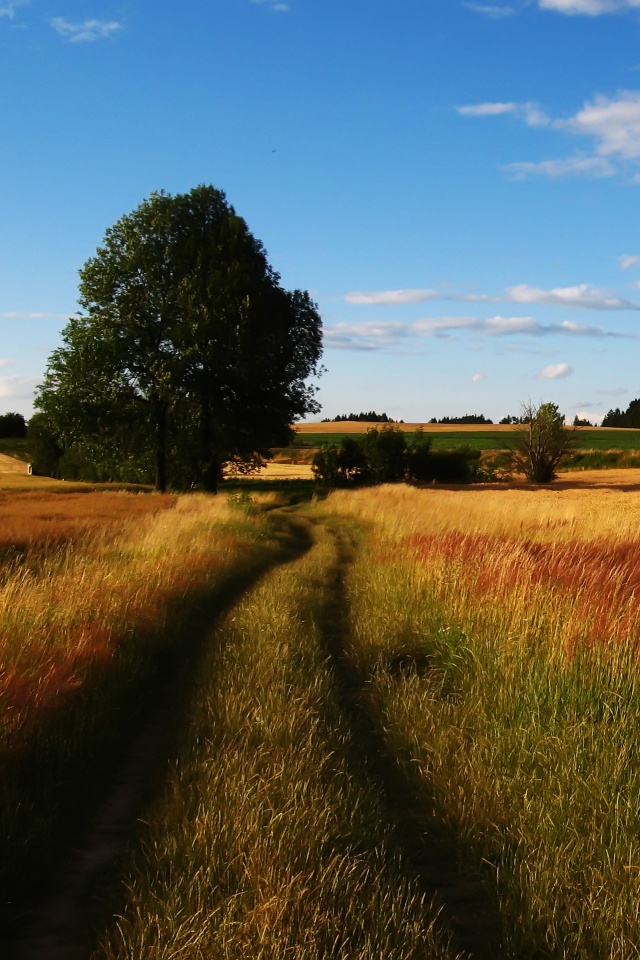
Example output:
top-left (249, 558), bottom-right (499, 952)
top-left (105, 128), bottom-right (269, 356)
top-left (509, 401), bottom-right (574, 483)
top-left (0, 412), bottom-right (27, 439)
top-left (322, 410), bottom-right (395, 423)
top-left (361, 424), bottom-right (407, 482)
top-left (602, 399), bottom-right (640, 428)
top-left (312, 425), bottom-right (481, 486)
top-left (312, 437), bottom-right (370, 486)
top-left (35, 186), bottom-right (323, 491)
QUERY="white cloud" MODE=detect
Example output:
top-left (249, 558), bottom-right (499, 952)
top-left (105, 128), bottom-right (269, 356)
top-left (458, 101), bottom-right (549, 126)
top-left (597, 386), bottom-right (628, 395)
top-left (344, 283), bottom-right (638, 311)
top-left (504, 155), bottom-right (615, 179)
top-left (0, 0), bottom-right (28, 19)
top-left (0, 376), bottom-right (37, 399)
top-left (458, 102), bottom-right (518, 117)
top-left (0, 359), bottom-right (15, 368)
top-left (251, 0), bottom-right (290, 9)
top-left (463, 90), bottom-right (640, 180)
top-left (560, 92), bottom-right (640, 159)
top-left (505, 283), bottom-right (638, 309)
top-left (324, 314), bottom-right (627, 350)
top-left (464, 3), bottom-right (519, 16)
top-left (344, 289), bottom-right (439, 305)
top-left (539, 0), bottom-right (640, 14)
top-left (471, 372), bottom-right (487, 383)
top-left (538, 363), bottom-right (573, 379)
top-left (620, 255), bottom-right (640, 269)
top-left (50, 18), bottom-right (122, 42)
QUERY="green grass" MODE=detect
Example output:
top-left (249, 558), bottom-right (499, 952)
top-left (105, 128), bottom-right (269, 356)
top-left (294, 429), bottom-right (640, 453)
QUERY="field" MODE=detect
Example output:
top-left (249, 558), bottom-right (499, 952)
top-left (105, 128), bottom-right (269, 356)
top-left (293, 420), bottom-right (640, 453)
top-left (3, 474), bottom-right (640, 957)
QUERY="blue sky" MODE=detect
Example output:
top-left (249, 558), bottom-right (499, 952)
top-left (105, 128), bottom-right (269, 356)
top-left (3, 0), bottom-right (640, 423)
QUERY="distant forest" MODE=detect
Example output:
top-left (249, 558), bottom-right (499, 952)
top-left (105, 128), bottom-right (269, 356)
top-left (602, 399), bottom-right (640, 428)
top-left (430, 414), bottom-right (493, 425)
top-left (322, 412), bottom-right (400, 423)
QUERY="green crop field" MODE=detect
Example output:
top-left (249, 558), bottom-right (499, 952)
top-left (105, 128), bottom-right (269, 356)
top-left (293, 428), bottom-right (640, 452)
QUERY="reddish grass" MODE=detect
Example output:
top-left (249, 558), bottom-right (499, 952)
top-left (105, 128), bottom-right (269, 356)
top-left (404, 531), bottom-right (640, 647)
top-left (0, 491), bottom-right (175, 560)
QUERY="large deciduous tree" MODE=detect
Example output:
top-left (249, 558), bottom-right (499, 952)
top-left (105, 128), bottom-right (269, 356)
top-left (36, 186), bottom-right (323, 491)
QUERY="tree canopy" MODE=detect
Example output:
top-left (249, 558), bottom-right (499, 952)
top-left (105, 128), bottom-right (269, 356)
top-left (36, 186), bottom-right (323, 491)
top-left (509, 401), bottom-right (573, 483)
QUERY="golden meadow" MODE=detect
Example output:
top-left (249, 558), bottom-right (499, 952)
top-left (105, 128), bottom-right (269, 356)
top-left (3, 479), bottom-right (640, 957)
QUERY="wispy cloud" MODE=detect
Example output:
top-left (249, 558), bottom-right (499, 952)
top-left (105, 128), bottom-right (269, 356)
top-left (464, 3), bottom-right (519, 17)
top-left (539, 0), bottom-right (640, 15)
top-left (324, 315), bottom-right (628, 351)
top-left (344, 289), bottom-right (440, 305)
top-left (343, 283), bottom-right (638, 311)
top-left (0, 375), bottom-right (37, 399)
top-left (0, 358), bottom-right (15, 369)
top-left (596, 386), bottom-right (629, 395)
top-left (505, 283), bottom-right (638, 309)
top-left (504, 155), bottom-right (615, 179)
top-left (471, 372), bottom-right (488, 382)
top-left (461, 90), bottom-right (640, 180)
top-left (0, 0), bottom-right (29, 19)
top-left (250, 0), bottom-right (290, 10)
top-left (620, 255), bottom-right (640, 269)
top-left (50, 18), bottom-right (122, 42)
top-left (457, 101), bottom-right (549, 126)
top-left (537, 362), bottom-right (573, 379)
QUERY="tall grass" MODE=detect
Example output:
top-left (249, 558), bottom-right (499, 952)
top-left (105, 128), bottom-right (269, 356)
top-left (321, 484), bottom-right (640, 958)
top-left (91, 520), bottom-right (457, 960)
top-left (0, 493), bottom-right (276, 931)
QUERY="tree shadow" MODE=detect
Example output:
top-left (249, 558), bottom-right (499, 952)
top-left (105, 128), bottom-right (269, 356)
top-left (317, 522), bottom-right (553, 960)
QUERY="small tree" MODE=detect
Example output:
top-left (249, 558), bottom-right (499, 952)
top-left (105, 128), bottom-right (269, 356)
top-left (361, 424), bottom-right (407, 482)
top-left (509, 401), bottom-right (573, 483)
top-left (312, 437), bottom-right (369, 486)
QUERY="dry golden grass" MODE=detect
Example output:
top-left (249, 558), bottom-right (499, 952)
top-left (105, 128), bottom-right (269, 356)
top-left (326, 477), bottom-right (640, 543)
top-left (0, 494), bottom-right (260, 745)
top-left (0, 490), bottom-right (175, 559)
top-left (245, 462), bottom-right (314, 480)
top-left (295, 420), bottom-right (521, 434)
top-left (320, 480), bottom-right (640, 955)
top-left (0, 454), bottom-right (28, 475)
top-left (296, 421), bottom-right (640, 435)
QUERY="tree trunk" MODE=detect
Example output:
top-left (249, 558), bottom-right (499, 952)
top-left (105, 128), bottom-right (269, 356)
top-left (155, 401), bottom-right (168, 493)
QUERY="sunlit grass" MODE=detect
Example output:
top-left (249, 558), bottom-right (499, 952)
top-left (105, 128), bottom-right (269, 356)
top-left (320, 483), bottom-right (640, 957)
top-left (0, 492), bottom-right (276, 929)
top-left (92, 521), bottom-right (457, 960)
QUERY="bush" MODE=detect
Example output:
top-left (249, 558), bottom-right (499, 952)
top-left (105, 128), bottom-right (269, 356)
top-left (313, 426), bottom-right (482, 487)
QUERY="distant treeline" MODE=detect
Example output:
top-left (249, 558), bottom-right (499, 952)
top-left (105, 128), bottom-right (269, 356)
top-left (602, 399), bottom-right (640, 428)
top-left (430, 414), bottom-right (494, 425)
top-left (322, 411), bottom-right (401, 423)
